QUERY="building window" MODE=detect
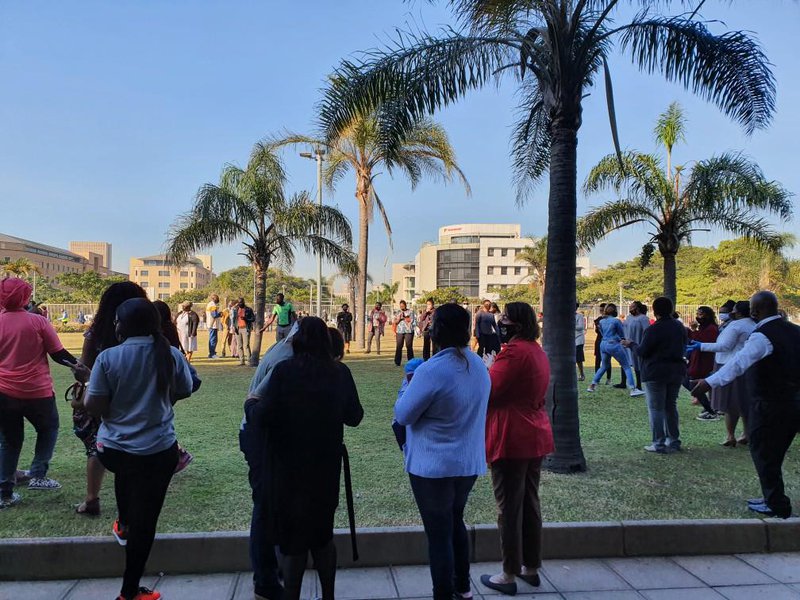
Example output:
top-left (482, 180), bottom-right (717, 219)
top-left (143, 260), bottom-right (165, 266)
top-left (158, 270), bottom-right (170, 277)
top-left (514, 267), bottom-right (522, 275)
top-left (180, 271), bottom-right (189, 277)
top-left (140, 282), bottom-right (149, 288)
top-left (450, 235), bottom-right (479, 244)
top-left (515, 248), bottom-right (523, 256)
top-left (501, 248), bottom-right (508, 257)
top-left (140, 270), bottom-right (149, 276)
top-left (158, 282), bottom-right (170, 288)
top-left (501, 267), bottom-right (508, 275)
top-left (487, 266), bottom-right (494, 275)
top-left (180, 283), bottom-right (189, 289)
top-left (158, 293), bottom-right (170, 300)
top-left (487, 248), bottom-right (495, 257)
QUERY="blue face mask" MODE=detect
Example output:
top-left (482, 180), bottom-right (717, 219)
top-left (719, 312), bottom-right (731, 322)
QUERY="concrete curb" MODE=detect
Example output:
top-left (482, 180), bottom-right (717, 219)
top-left (2, 519), bottom-right (799, 581)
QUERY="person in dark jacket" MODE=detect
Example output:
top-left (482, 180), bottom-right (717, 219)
top-left (623, 297), bottom-right (687, 454)
top-left (418, 299), bottom-right (436, 360)
top-left (336, 303), bottom-right (353, 354)
top-left (234, 297), bottom-right (256, 366)
top-left (244, 317), bottom-right (364, 600)
top-left (693, 291), bottom-right (800, 519)
top-left (474, 299), bottom-right (501, 357)
top-left (684, 306), bottom-right (719, 420)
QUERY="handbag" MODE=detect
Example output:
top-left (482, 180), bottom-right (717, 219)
top-left (65, 381), bottom-right (87, 410)
top-left (341, 444), bottom-right (359, 561)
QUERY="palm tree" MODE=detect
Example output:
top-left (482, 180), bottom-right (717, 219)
top-left (265, 112), bottom-right (469, 348)
top-left (516, 236), bottom-right (547, 305)
top-left (166, 146), bottom-right (353, 366)
top-left (578, 104), bottom-right (791, 303)
top-left (1, 257), bottom-right (39, 278)
top-left (316, 1), bottom-right (776, 473)
top-left (368, 281), bottom-right (400, 307)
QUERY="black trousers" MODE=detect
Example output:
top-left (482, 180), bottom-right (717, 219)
top-left (395, 333), bottom-right (414, 365)
top-left (98, 443), bottom-right (179, 600)
top-left (422, 332), bottom-right (436, 361)
top-left (682, 376), bottom-right (715, 414)
top-left (748, 401), bottom-right (800, 518)
top-left (477, 334), bottom-right (500, 357)
top-left (239, 426), bottom-right (284, 600)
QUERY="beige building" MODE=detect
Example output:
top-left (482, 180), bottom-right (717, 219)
top-left (129, 254), bottom-right (213, 300)
top-left (392, 223), bottom-right (592, 302)
top-left (0, 232), bottom-right (121, 279)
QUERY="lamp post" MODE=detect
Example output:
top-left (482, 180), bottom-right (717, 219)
top-left (300, 146), bottom-right (326, 316)
top-left (618, 281), bottom-right (624, 308)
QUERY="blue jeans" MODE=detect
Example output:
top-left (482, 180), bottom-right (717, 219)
top-left (0, 394), bottom-right (59, 495)
top-left (592, 341), bottom-right (635, 387)
top-left (208, 327), bottom-right (218, 357)
top-left (239, 425), bottom-right (284, 600)
top-left (409, 474), bottom-right (477, 600)
top-left (643, 381), bottom-right (682, 450)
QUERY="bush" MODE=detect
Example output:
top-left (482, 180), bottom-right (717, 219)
top-left (53, 323), bottom-right (90, 334)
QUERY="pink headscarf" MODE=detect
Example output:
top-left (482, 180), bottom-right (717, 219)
top-left (0, 277), bottom-right (33, 311)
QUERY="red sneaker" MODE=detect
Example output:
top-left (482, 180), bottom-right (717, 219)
top-left (112, 519), bottom-right (128, 546)
top-left (116, 587), bottom-right (162, 600)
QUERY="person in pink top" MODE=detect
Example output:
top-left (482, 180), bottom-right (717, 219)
top-left (0, 277), bottom-right (87, 508)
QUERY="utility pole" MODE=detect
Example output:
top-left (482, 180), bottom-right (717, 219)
top-left (300, 146), bottom-right (326, 316)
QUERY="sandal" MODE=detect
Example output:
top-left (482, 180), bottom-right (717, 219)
top-left (75, 498), bottom-right (100, 516)
top-left (736, 437), bottom-right (749, 446)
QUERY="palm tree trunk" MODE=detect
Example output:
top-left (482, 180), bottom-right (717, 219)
top-left (356, 195), bottom-right (370, 348)
top-left (249, 262), bottom-right (268, 367)
top-left (542, 124), bottom-right (587, 474)
top-left (662, 251), bottom-right (677, 305)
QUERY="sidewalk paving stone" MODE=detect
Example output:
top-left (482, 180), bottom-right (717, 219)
top-left (155, 573), bottom-right (238, 599)
top-left (334, 567), bottom-right (397, 599)
top-left (713, 583), bottom-right (800, 599)
top-left (541, 559), bottom-right (632, 593)
top-left (735, 552), bottom-right (800, 583)
top-left (604, 557), bottom-right (705, 589)
top-left (509, 594), bottom-right (564, 600)
top-left (64, 576), bottom-right (159, 599)
top-left (231, 571), bottom-right (317, 600)
top-left (672, 555), bottom-right (777, 587)
top-left (561, 591), bottom-right (644, 599)
top-left (0, 580), bottom-right (76, 600)
top-left (391, 565), bottom-right (434, 598)
top-left (639, 589), bottom-right (725, 600)
top-left (470, 562), bottom-right (557, 595)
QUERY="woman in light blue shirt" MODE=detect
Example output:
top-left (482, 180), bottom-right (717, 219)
top-left (395, 303), bottom-right (490, 600)
top-left (85, 298), bottom-right (193, 600)
top-left (588, 303), bottom-right (643, 397)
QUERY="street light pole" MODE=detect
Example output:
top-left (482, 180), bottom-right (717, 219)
top-left (300, 147), bottom-right (325, 317)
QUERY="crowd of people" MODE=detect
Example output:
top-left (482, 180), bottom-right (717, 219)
top-left (1, 274), bottom-right (799, 600)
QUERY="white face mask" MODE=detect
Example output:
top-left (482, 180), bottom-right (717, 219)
top-left (720, 312), bottom-right (731, 322)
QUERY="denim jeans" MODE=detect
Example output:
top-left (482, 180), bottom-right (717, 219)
top-left (409, 474), bottom-right (477, 600)
top-left (643, 381), bottom-right (682, 450)
top-left (0, 394), bottom-right (59, 495)
top-left (208, 327), bottom-right (218, 357)
top-left (592, 341), bottom-right (635, 387)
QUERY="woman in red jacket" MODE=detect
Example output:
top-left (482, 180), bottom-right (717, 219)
top-left (480, 302), bottom-right (554, 596)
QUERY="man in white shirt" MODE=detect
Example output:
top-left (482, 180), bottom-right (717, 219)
top-left (693, 291), bottom-right (800, 518)
top-left (575, 303), bottom-right (586, 381)
top-left (205, 294), bottom-right (222, 359)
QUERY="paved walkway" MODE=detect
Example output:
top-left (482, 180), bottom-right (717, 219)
top-left (3, 553), bottom-right (800, 599)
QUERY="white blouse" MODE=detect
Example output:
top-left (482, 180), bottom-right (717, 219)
top-left (700, 317), bottom-right (756, 364)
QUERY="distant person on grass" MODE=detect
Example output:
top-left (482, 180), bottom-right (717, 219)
top-left (393, 300), bottom-right (416, 366)
top-left (587, 303), bottom-right (644, 398)
top-left (593, 303), bottom-right (612, 385)
top-left (262, 293), bottom-right (295, 341)
top-left (234, 297), bottom-right (256, 366)
top-left (684, 306), bottom-right (720, 421)
top-left (419, 299), bottom-right (436, 360)
top-left (394, 303), bottom-right (491, 600)
top-left (474, 299), bottom-right (501, 357)
top-left (575, 303), bottom-right (586, 381)
top-left (622, 297), bottom-right (687, 454)
top-left (622, 301), bottom-right (650, 391)
top-left (84, 298), bottom-right (194, 600)
top-left (205, 294), bottom-right (223, 359)
top-left (336, 303), bottom-right (353, 354)
top-left (0, 277), bottom-right (87, 509)
top-left (245, 317), bottom-right (363, 600)
top-left (480, 302), bottom-right (553, 595)
top-left (175, 301), bottom-right (199, 363)
top-left (366, 301), bottom-right (387, 355)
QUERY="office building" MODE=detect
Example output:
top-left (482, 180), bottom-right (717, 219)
top-left (392, 223), bottom-right (591, 302)
top-left (0, 233), bottom-right (121, 279)
top-left (129, 254), bottom-right (213, 300)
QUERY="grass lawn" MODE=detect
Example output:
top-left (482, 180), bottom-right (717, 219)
top-left (1, 330), bottom-right (798, 539)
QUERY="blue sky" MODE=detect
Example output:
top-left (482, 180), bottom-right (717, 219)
top-left (1, 1), bottom-right (798, 282)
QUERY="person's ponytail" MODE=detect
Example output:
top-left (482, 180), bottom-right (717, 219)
top-left (152, 332), bottom-right (175, 394)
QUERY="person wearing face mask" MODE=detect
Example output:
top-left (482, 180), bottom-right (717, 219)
top-left (336, 303), bottom-right (353, 354)
top-left (623, 301), bottom-right (650, 391)
top-left (419, 299), bottom-right (436, 361)
top-left (691, 300), bottom-right (756, 447)
top-left (693, 291), bottom-right (800, 519)
top-left (480, 302), bottom-right (553, 595)
top-left (684, 306), bottom-right (720, 421)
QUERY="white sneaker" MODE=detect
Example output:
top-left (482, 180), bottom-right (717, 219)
top-left (630, 389), bottom-right (645, 397)
top-left (0, 493), bottom-right (22, 508)
top-left (28, 477), bottom-right (62, 490)
top-left (586, 386), bottom-right (596, 393)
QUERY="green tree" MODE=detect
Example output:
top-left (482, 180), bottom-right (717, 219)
top-left (0, 257), bottom-right (40, 278)
top-left (497, 284), bottom-right (538, 306)
top-left (579, 103), bottom-right (791, 303)
top-left (266, 112), bottom-right (469, 347)
top-left (57, 271), bottom-right (129, 303)
top-left (318, 1), bottom-right (777, 472)
top-left (367, 282), bottom-right (400, 306)
top-left (416, 287), bottom-right (468, 306)
top-left (166, 146), bottom-right (353, 366)
top-left (515, 236), bottom-right (547, 302)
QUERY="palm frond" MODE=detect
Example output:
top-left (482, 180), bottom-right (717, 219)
top-left (583, 152), bottom-right (671, 207)
top-left (615, 16), bottom-right (776, 134)
top-left (681, 208), bottom-right (785, 252)
top-left (510, 77), bottom-right (550, 204)
top-left (653, 101), bottom-right (686, 152)
top-left (371, 187), bottom-right (394, 251)
top-left (577, 200), bottom-right (659, 250)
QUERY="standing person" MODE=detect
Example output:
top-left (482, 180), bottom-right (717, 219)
top-left (575, 303), bottom-right (586, 381)
top-left (593, 303), bottom-right (612, 385)
top-left (394, 304), bottom-right (491, 600)
top-left (336, 303), bottom-right (353, 354)
top-left (84, 298), bottom-right (194, 600)
top-left (0, 278), bottom-right (86, 508)
top-left (175, 302), bottom-right (199, 363)
top-left (245, 317), bottom-right (364, 600)
top-left (474, 299), bottom-right (501, 357)
top-left (226, 300), bottom-right (239, 359)
top-left (480, 302), bottom-right (553, 595)
top-left (77, 310), bottom-right (86, 325)
top-left (394, 300), bottom-right (417, 366)
top-left (624, 302), bottom-right (651, 391)
top-left (72, 282), bottom-right (149, 516)
top-left (692, 300), bottom-right (756, 446)
top-left (366, 302), bottom-right (387, 355)
top-left (587, 304), bottom-right (644, 397)
top-left (262, 293), bottom-right (295, 342)
top-left (693, 291), bottom-right (800, 519)
top-left (622, 297), bottom-right (687, 454)
top-left (684, 306), bottom-right (720, 421)
top-left (234, 297), bottom-right (256, 366)
top-left (419, 299), bottom-right (436, 360)
top-left (205, 294), bottom-right (223, 359)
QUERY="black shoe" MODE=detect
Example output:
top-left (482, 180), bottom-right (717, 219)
top-left (517, 573), bottom-right (541, 587)
top-left (480, 575), bottom-right (517, 596)
top-left (613, 383), bottom-right (627, 389)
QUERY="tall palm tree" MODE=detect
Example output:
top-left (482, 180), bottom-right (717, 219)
top-left (578, 104), bottom-right (791, 303)
top-left (265, 113), bottom-right (469, 348)
top-left (316, 1), bottom-right (776, 473)
top-left (1, 257), bottom-right (40, 278)
top-left (166, 146), bottom-right (353, 366)
top-left (516, 236), bottom-right (547, 304)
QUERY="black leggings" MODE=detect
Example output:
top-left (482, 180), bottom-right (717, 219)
top-left (99, 443), bottom-right (179, 600)
top-left (682, 376), bottom-right (715, 414)
top-left (395, 333), bottom-right (414, 365)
